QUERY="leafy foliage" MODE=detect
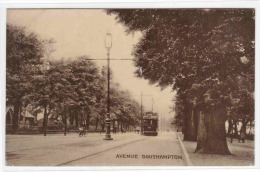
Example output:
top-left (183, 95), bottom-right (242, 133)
top-left (108, 9), bottom-right (255, 122)
top-left (7, 24), bottom-right (142, 131)
top-left (6, 24), bottom-right (45, 106)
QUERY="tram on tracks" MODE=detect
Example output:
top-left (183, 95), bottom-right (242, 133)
top-left (143, 112), bottom-right (158, 136)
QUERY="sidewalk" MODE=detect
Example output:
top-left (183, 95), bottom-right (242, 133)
top-left (178, 133), bottom-right (254, 166)
top-left (6, 132), bottom-right (145, 166)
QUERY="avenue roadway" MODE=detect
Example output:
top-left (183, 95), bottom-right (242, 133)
top-left (6, 132), bottom-right (186, 166)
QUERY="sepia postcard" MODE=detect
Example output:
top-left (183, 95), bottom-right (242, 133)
top-left (2, 5), bottom-right (257, 170)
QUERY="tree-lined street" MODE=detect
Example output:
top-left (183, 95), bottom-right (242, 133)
top-left (5, 9), bottom-right (255, 167)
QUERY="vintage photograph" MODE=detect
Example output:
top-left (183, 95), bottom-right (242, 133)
top-left (5, 9), bottom-right (254, 166)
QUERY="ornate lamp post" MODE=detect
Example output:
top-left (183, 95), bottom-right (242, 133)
top-left (83, 31), bottom-right (148, 140)
top-left (104, 31), bottom-right (113, 140)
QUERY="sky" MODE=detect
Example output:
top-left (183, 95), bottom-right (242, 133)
top-left (7, 9), bottom-right (175, 121)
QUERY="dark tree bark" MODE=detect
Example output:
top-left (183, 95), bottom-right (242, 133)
top-left (118, 120), bottom-right (120, 132)
top-left (95, 117), bottom-right (99, 130)
top-left (194, 106), bottom-right (199, 138)
top-left (75, 114), bottom-right (79, 128)
top-left (13, 101), bottom-right (21, 131)
top-left (64, 111), bottom-right (67, 136)
top-left (241, 119), bottom-right (248, 133)
top-left (227, 119), bottom-right (233, 136)
top-left (183, 104), bottom-right (197, 141)
top-left (43, 103), bottom-right (48, 136)
top-left (233, 120), bottom-right (238, 138)
top-left (86, 113), bottom-right (90, 130)
top-left (195, 105), bottom-right (231, 155)
top-left (69, 112), bottom-right (74, 125)
top-left (80, 115), bottom-right (83, 127)
top-left (195, 111), bottom-right (207, 152)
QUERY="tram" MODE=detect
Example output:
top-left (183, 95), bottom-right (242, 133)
top-left (143, 112), bottom-right (158, 136)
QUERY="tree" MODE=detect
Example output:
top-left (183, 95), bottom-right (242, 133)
top-left (228, 74), bottom-right (254, 136)
top-left (108, 9), bottom-right (254, 154)
top-left (24, 60), bottom-right (74, 135)
top-left (109, 82), bottom-right (141, 131)
top-left (194, 9), bottom-right (254, 154)
top-left (108, 9), bottom-right (213, 141)
top-left (25, 56), bottom-right (104, 135)
top-left (66, 56), bottom-right (106, 129)
top-left (6, 24), bottom-right (45, 130)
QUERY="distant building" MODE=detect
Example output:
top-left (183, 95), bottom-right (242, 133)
top-left (6, 105), bottom-right (38, 133)
top-left (6, 106), bottom-right (14, 125)
top-left (21, 109), bottom-right (36, 126)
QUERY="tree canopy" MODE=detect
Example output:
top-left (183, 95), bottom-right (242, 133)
top-left (108, 9), bottom-right (255, 154)
top-left (7, 24), bottom-right (142, 133)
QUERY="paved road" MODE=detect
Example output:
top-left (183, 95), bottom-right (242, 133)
top-left (61, 132), bottom-right (185, 166)
top-left (6, 132), bottom-right (185, 166)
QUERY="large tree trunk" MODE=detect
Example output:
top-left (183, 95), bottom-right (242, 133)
top-left (13, 101), bottom-right (21, 131)
top-left (195, 111), bottom-right (207, 152)
top-left (194, 107), bottom-right (199, 138)
top-left (195, 105), bottom-right (231, 155)
top-left (183, 105), bottom-right (197, 141)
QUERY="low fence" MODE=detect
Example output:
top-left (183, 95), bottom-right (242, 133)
top-left (6, 125), bottom-right (107, 135)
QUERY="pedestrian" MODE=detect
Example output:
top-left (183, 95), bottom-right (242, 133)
top-left (79, 126), bottom-right (86, 137)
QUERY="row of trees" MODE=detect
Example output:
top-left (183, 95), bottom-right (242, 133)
top-left (108, 9), bottom-right (255, 154)
top-left (6, 24), bottom-right (141, 134)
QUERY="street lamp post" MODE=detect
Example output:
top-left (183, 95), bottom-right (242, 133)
top-left (82, 31), bottom-right (152, 140)
top-left (132, 94), bottom-right (153, 135)
top-left (104, 31), bottom-right (113, 140)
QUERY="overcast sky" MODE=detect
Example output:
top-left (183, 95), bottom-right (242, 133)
top-left (7, 9), bottom-right (175, 120)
